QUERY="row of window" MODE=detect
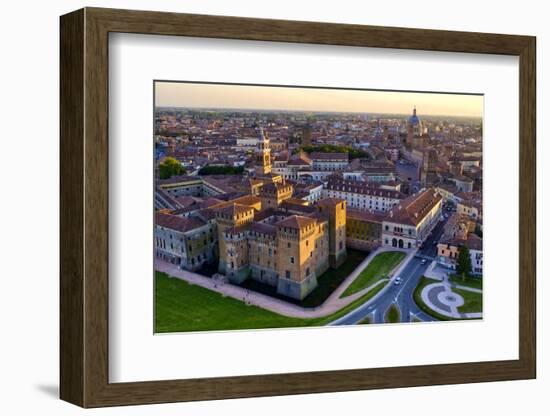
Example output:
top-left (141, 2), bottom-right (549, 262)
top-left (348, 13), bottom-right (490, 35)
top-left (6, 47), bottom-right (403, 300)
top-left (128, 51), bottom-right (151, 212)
top-left (160, 228), bottom-right (213, 241)
top-left (440, 249), bottom-right (458, 258)
top-left (156, 236), bottom-right (213, 252)
top-left (155, 251), bottom-right (205, 266)
top-left (384, 238), bottom-right (413, 249)
top-left (383, 224), bottom-right (415, 236)
top-left (326, 191), bottom-right (395, 203)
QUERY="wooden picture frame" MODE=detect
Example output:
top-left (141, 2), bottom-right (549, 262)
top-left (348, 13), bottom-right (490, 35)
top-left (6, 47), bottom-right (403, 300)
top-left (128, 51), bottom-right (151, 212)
top-left (60, 7), bottom-right (536, 408)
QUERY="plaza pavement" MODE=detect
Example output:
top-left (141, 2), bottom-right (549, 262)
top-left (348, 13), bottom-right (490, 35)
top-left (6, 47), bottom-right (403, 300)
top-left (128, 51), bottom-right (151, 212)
top-left (424, 261), bottom-right (446, 281)
top-left (420, 273), bottom-right (482, 319)
top-left (155, 246), bottom-right (414, 320)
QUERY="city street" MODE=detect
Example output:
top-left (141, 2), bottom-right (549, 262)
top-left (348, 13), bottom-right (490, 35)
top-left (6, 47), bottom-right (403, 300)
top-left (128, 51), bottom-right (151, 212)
top-left (332, 213), bottom-right (451, 325)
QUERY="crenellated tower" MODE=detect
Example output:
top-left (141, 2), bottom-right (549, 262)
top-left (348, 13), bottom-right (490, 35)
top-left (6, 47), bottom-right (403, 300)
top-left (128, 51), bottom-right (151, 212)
top-left (317, 198), bottom-right (347, 268)
top-left (216, 203), bottom-right (255, 282)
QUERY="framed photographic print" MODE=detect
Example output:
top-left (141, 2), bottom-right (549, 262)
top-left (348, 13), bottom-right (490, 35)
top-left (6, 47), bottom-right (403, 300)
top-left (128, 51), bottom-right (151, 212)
top-left (60, 7), bottom-right (536, 408)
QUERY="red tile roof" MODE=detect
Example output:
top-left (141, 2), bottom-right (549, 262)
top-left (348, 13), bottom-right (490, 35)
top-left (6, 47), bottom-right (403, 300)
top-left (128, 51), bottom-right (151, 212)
top-left (347, 208), bottom-right (386, 223)
top-left (466, 233), bottom-right (483, 251)
top-left (310, 152), bottom-right (349, 161)
top-left (317, 197), bottom-right (345, 207)
top-left (386, 188), bottom-right (442, 226)
top-left (155, 212), bottom-right (206, 232)
top-left (218, 203), bottom-right (254, 217)
top-left (276, 215), bottom-right (316, 230)
top-left (250, 222), bottom-right (277, 237)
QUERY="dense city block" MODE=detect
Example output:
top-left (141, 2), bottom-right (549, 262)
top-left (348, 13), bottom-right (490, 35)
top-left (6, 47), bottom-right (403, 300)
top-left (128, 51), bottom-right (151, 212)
top-left (154, 101), bottom-right (483, 330)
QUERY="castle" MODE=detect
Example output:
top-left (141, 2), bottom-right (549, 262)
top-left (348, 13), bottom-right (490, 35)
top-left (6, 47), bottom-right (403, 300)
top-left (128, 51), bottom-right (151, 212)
top-left (216, 134), bottom-right (346, 300)
top-left (154, 130), bottom-right (347, 301)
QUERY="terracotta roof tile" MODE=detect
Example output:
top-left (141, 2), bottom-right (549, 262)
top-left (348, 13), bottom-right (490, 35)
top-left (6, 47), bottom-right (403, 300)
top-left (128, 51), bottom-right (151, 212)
top-left (218, 203), bottom-right (254, 217)
top-left (310, 152), bottom-right (349, 161)
top-left (155, 212), bottom-right (206, 232)
top-left (386, 188), bottom-right (442, 226)
top-left (276, 215), bottom-right (316, 230)
top-left (250, 222), bottom-right (277, 236)
top-left (347, 208), bottom-right (386, 223)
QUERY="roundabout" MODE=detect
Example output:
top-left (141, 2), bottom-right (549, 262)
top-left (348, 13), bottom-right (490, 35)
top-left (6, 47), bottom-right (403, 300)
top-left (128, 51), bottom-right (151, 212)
top-left (437, 290), bottom-right (464, 309)
top-left (420, 281), bottom-right (480, 319)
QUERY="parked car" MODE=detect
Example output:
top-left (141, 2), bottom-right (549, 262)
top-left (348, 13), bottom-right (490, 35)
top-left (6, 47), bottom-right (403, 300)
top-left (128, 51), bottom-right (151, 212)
top-left (421, 259), bottom-right (427, 265)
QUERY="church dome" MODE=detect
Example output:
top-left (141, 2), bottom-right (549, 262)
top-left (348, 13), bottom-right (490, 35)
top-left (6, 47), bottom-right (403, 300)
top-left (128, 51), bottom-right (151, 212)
top-left (408, 114), bottom-right (420, 125)
top-left (408, 107), bottom-right (421, 125)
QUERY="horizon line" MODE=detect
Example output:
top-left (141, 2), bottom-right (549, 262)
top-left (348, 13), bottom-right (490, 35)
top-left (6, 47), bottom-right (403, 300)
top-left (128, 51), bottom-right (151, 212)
top-left (154, 106), bottom-right (483, 119)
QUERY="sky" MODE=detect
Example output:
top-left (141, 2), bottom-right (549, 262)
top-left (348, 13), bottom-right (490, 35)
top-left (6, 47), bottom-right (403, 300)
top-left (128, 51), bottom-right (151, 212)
top-left (155, 81), bottom-right (483, 118)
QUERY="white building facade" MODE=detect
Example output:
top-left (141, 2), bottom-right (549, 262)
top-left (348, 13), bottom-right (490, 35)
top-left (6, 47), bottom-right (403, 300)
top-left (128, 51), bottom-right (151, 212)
top-left (323, 178), bottom-right (404, 213)
top-left (381, 189), bottom-right (443, 249)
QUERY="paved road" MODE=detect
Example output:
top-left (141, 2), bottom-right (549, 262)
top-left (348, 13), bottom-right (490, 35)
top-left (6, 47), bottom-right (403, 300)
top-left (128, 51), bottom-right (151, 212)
top-left (333, 213), bottom-right (451, 325)
top-left (417, 211), bottom-right (450, 259)
top-left (334, 257), bottom-right (433, 324)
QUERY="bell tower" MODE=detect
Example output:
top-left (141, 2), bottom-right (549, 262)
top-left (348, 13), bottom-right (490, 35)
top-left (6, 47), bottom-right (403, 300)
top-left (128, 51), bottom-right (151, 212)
top-left (255, 127), bottom-right (272, 176)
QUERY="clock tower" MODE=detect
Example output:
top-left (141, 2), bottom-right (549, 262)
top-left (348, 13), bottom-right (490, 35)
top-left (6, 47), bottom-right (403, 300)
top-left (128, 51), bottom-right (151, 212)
top-left (255, 128), bottom-right (272, 176)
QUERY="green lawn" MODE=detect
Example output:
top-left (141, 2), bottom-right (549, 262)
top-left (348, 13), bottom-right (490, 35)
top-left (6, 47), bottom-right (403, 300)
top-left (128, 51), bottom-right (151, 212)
top-left (155, 271), bottom-right (389, 333)
top-left (449, 274), bottom-right (483, 290)
top-left (386, 304), bottom-right (401, 323)
top-left (412, 276), bottom-right (482, 321)
top-left (413, 276), bottom-right (455, 321)
top-left (341, 251), bottom-right (406, 298)
top-left (239, 249), bottom-right (368, 308)
top-left (454, 288), bottom-right (483, 314)
top-left (304, 249), bottom-right (368, 306)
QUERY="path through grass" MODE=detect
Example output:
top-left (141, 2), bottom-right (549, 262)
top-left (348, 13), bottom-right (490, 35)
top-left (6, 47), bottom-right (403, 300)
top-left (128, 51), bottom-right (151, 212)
top-left (155, 272), bottom-right (389, 333)
top-left (341, 251), bottom-right (405, 298)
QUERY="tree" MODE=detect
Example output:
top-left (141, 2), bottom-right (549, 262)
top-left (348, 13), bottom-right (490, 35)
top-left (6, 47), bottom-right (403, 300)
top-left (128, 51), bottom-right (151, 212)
top-left (456, 245), bottom-right (472, 281)
top-left (298, 144), bottom-right (369, 160)
top-left (474, 223), bottom-right (483, 238)
top-left (198, 165), bottom-right (244, 175)
top-left (159, 157), bottom-right (186, 179)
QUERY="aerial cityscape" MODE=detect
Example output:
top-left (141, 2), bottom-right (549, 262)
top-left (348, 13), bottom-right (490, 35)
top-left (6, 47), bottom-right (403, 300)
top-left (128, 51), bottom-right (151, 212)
top-left (153, 82), bottom-right (483, 333)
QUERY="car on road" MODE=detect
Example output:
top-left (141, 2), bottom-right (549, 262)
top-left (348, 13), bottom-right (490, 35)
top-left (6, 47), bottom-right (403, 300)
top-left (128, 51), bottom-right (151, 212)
top-left (421, 259), bottom-right (427, 265)
top-left (393, 276), bottom-right (402, 285)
